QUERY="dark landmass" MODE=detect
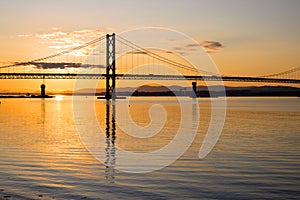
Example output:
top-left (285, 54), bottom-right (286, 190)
top-left (0, 95), bottom-right (53, 98)
top-left (0, 86), bottom-right (299, 97)
top-left (116, 85), bottom-right (300, 97)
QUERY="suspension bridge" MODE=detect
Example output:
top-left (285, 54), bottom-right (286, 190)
top-left (0, 33), bottom-right (299, 99)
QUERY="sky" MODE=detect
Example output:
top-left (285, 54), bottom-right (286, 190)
top-left (0, 0), bottom-right (299, 92)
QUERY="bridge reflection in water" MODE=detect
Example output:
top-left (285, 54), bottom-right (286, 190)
top-left (104, 103), bottom-right (116, 183)
top-left (96, 96), bottom-right (203, 178)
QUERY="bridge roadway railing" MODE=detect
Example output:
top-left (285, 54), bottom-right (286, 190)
top-left (0, 73), bottom-right (299, 84)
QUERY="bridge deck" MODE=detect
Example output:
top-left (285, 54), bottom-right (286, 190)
top-left (0, 73), bottom-right (299, 84)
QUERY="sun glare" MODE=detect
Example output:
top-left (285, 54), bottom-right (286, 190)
top-left (55, 95), bottom-right (63, 101)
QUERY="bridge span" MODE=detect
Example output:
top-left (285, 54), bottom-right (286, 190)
top-left (0, 73), bottom-right (299, 84)
top-left (1, 33), bottom-right (300, 99)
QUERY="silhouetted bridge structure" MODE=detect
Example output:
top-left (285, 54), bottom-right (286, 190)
top-left (0, 73), bottom-right (299, 84)
top-left (1, 33), bottom-right (299, 99)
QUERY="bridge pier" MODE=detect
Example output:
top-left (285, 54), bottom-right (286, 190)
top-left (40, 84), bottom-right (46, 97)
top-left (192, 81), bottom-right (197, 98)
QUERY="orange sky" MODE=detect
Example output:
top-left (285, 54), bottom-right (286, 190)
top-left (0, 0), bottom-right (299, 92)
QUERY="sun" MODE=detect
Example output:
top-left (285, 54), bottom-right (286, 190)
top-left (55, 95), bottom-right (63, 101)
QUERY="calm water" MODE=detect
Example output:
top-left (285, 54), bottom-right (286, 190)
top-left (0, 96), bottom-right (299, 199)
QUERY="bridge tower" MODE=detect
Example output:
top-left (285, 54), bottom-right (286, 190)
top-left (105, 33), bottom-right (116, 100)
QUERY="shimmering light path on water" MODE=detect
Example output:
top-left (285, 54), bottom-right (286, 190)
top-left (0, 97), bottom-right (299, 199)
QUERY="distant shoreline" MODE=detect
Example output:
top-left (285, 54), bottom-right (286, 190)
top-left (0, 93), bottom-right (299, 98)
top-left (0, 95), bottom-right (53, 98)
top-left (1, 86), bottom-right (299, 98)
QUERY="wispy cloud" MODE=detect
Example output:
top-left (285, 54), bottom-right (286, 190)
top-left (185, 40), bottom-right (223, 53)
top-left (164, 37), bottom-right (224, 54)
top-left (18, 29), bottom-right (105, 52)
top-left (29, 62), bottom-right (105, 69)
top-left (197, 40), bottom-right (223, 51)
